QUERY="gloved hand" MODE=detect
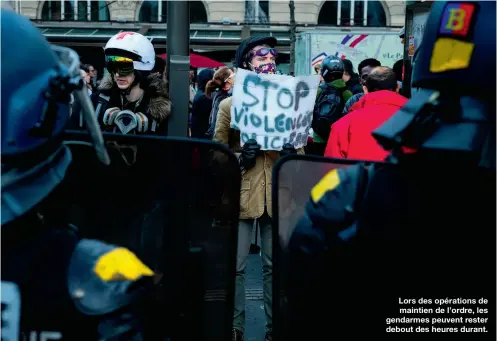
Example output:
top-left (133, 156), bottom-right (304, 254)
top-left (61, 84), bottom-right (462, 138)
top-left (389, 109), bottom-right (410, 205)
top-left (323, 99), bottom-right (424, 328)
top-left (280, 143), bottom-right (297, 156)
top-left (239, 139), bottom-right (261, 172)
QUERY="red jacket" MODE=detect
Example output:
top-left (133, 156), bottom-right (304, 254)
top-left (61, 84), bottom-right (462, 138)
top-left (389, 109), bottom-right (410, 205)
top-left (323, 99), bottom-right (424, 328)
top-left (324, 90), bottom-right (408, 161)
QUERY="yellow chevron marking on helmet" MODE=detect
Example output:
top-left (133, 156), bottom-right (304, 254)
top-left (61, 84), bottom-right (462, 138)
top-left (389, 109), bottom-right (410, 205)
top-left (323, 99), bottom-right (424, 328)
top-left (311, 169), bottom-right (341, 203)
top-left (94, 248), bottom-right (154, 281)
top-left (430, 38), bottom-right (475, 73)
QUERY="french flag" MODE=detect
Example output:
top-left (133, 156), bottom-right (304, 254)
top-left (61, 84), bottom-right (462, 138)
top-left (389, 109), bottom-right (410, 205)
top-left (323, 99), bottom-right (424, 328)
top-left (335, 34), bottom-right (369, 59)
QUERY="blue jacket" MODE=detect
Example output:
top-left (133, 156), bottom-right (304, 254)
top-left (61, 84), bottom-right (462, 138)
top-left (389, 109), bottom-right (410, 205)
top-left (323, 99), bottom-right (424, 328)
top-left (342, 92), bottom-right (364, 114)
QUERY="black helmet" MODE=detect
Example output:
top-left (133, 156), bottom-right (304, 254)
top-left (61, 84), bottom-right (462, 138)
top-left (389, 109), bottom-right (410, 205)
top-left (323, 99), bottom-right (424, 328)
top-left (234, 36), bottom-right (277, 70)
top-left (373, 1), bottom-right (496, 168)
top-left (321, 56), bottom-right (344, 82)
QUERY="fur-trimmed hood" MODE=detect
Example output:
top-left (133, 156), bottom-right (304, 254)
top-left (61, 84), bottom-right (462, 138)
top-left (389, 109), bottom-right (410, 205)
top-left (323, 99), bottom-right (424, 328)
top-left (98, 72), bottom-right (171, 123)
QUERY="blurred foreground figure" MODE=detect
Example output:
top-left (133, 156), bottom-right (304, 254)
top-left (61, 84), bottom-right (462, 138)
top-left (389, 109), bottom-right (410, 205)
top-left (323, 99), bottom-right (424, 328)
top-left (1, 9), bottom-right (160, 340)
top-left (285, 2), bottom-right (496, 339)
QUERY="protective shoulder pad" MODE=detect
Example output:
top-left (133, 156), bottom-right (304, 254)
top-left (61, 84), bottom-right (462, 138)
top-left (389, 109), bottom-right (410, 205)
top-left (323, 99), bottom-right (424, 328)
top-left (308, 163), bottom-right (369, 227)
top-left (336, 163), bottom-right (374, 241)
top-left (67, 239), bottom-right (154, 316)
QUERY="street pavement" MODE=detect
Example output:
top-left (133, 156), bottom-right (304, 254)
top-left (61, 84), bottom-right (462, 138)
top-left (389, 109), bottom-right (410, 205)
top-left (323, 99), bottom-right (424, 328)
top-left (244, 252), bottom-right (267, 341)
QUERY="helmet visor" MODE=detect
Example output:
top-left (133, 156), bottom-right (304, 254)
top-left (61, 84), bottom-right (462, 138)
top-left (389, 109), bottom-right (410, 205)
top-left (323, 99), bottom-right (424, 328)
top-left (105, 56), bottom-right (134, 75)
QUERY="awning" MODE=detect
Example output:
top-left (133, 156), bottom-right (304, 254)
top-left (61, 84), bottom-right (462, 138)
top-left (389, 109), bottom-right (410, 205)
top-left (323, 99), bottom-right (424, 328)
top-left (159, 53), bottom-right (225, 68)
top-left (37, 26), bottom-right (291, 45)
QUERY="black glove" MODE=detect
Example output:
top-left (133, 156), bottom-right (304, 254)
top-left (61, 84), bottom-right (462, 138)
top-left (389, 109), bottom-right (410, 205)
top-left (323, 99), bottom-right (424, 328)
top-left (239, 139), bottom-right (261, 172)
top-left (281, 143), bottom-right (297, 156)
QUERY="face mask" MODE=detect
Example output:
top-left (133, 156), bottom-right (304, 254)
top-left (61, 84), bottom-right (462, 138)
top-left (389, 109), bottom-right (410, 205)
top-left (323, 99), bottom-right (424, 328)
top-left (250, 62), bottom-right (276, 74)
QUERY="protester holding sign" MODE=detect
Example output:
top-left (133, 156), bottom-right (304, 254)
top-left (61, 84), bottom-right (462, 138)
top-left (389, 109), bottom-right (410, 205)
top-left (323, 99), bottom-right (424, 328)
top-left (213, 36), bottom-right (309, 341)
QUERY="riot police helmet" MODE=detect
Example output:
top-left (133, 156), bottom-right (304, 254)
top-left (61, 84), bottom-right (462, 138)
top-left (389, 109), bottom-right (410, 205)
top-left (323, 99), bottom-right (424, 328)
top-left (320, 56), bottom-right (345, 82)
top-left (1, 9), bottom-right (109, 225)
top-left (373, 1), bottom-right (496, 168)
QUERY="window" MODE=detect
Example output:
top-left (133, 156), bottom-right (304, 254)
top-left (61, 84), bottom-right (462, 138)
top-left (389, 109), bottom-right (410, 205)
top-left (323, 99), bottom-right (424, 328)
top-left (318, 0), bottom-right (386, 27)
top-left (244, 0), bottom-right (270, 24)
top-left (139, 0), bottom-right (158, 22)
top-left (260, 1), bottom-right (269, 22)
top-left (41, 0), bottom-right (109, 21)
top-left (139, 0), bottom-right (207, 23)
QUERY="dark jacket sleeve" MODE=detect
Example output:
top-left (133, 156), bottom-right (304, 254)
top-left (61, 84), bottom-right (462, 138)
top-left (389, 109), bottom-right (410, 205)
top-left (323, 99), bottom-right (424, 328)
top-left (66, 99), bottom-right (83, 130)
top-left (191, 95), bottom-right (213, 139)
top-left (156, 119), bottom-right (168, 136)
top-left (342, 93), bottom-right (362, 114)
top-left (351, 83), bottom-right (363, 95)
top-left (287, 165), bottom-right (367, 319)
top-left (289, 166), bottom-right (362, 255)
top-left (206, 92), bottom-right (228, 140)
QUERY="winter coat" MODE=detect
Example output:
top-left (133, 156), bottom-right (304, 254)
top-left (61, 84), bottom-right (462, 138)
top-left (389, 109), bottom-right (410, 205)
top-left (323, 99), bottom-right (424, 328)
top-left (205, 90), bottom-right (230, 139)
top-left (191, 69), bottom-right (215, 138)
top-left (213, 97), bottom-right (304, 220)
top-left (325, 90), bottom-right (408, 161)
top-left (67, 73), bottom-right (171, 135)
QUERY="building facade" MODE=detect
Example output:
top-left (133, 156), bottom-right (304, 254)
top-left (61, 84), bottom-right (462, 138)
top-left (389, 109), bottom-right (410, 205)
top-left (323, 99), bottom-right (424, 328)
top-left (9, 0), bottom-right (405, 71)
top-left (17, 0), bottom-right (405, 26)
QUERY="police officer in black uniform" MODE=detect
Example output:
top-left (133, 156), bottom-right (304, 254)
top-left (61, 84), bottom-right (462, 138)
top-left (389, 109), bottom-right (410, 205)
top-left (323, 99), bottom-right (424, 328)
top-left (310, 56), bottom-right (351, 156)
top-left (1, 9), bottom-right (162, 340)
top-left (286, 2), bottom-right (495, 339)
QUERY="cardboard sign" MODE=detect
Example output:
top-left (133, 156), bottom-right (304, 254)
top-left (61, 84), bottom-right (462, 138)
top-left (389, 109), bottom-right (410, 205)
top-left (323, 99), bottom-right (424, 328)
top-left (231, 69), bottom-right (320, 151)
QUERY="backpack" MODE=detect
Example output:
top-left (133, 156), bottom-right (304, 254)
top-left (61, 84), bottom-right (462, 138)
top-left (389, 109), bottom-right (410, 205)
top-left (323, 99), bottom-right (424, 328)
top-left (312, 86), bottom-right (346, 139)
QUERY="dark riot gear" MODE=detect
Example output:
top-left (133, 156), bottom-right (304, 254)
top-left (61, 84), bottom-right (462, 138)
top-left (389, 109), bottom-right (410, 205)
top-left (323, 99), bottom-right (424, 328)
top-left (320, 56), bottom-right (345, 83)
top-left (1, 9), bottom-right (109, 225)
top-left (1, 9), bottom-right (159, 341)
top-left (411, 2), bottom-right (495, 94)
top-left (373, 1), bottom-right (496, 168)
top-left (279, 2), bottom-right (496, 340)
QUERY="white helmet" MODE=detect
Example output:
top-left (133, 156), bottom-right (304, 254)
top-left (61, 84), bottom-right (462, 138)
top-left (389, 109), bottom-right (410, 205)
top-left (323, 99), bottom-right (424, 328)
top-left (104, 32), bottom-right (155, 71)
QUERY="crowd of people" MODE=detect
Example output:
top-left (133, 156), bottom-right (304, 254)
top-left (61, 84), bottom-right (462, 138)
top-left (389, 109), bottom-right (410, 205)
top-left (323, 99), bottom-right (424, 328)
top-left (59, 23), bottom-right (410, 341)
top-left (3, 0), bottom-right (494, 340)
